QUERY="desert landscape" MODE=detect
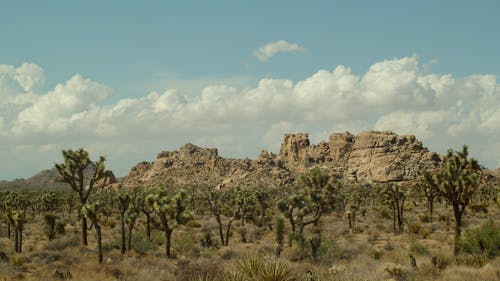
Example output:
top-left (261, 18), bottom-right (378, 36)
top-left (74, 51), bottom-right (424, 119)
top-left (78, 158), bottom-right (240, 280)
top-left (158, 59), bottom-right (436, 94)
top-left (1, 2), bottom-right (499, 281)
top-left (0, 131), bottom-right (499, 281)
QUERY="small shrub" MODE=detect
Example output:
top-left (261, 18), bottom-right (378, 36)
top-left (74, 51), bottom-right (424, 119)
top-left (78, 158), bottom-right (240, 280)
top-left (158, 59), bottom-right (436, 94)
top-left (384, 242), bottom-right (395, 251)
top-left (371, 249), bottom-right (382, 260)
top-left (237, 227), bottom-right (247, 243)
top-left (176, 260), bottom-right (223, 281)
top-left (409, 242), bottom-right (429, 256)
top-left (419, 214), bottom-right (431, 223)
top-left (431, 254), bottom-right (449, 270)
top-left (45, 235), bottom-right (79, 251)
top-left (10, 254), bottom-right (23, 267)
top-left (186, 220), bottom-right (202, 228)
top-left (56, 221), bottom-right (66, 235)
top-left (419, 226), bottom-right (431, 239)
top-left (174, 233), bottom-right (195, 255)
top-left (102, 238), bottom-right (120, 251)
top-left (199, 228), bottom-right (214, 248)
top-left (219, 248), bottom-right (238, 260)
top-left (407, 221), bottom-right (421, 235)
top-left (384, 263), bottom-right (407, 281)
top-left (457, 220), bottom-right (500, 265)
top-left (132, 230), bottom-right (157, 254)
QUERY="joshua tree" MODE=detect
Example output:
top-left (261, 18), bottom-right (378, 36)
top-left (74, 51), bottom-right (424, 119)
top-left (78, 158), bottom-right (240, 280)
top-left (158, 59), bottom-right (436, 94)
top-left (234, 187), bottom-right (254, 227)
top-left (117, 191), bottom-right (130, 254)
top-left (125, 206), bottom-right (139, 251)
top-left (135, 188), bottom-right (154, 242)
top-left (275, 215), bottom-right (285, 257)
top-left (55, 148), bottom-right (112, 246)
top-left (380, 183), bottom-right (407, 233)
top-left (81, 202), bottom-right (103, 264)
top-left (254, 187), bottom-right (272, 227)
top-left (419, 170), bottom-right (440, 222)
top-left (278, 168), bottom-right (337, 245)
top-left (202, 186), bottom-right (241, 246)
top-left (147, 188), bottom-right (191, 257)
top-left (434, 145), bottom-right (480, 254)
top-left (9, 210), bottom-right (26, 253)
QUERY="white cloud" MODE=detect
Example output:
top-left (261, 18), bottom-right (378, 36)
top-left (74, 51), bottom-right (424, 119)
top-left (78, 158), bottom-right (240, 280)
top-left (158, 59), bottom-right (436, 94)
top-left (0, 56), bottom-right (499, 180)
top-left (253, 40), bottom-right (305, 62)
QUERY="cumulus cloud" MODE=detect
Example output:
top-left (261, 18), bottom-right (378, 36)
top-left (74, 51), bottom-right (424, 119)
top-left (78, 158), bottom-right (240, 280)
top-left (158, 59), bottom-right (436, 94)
top-left (254, 40), bottom-right (305, 62)
top-left (0, 56), bottom-right (499, 180)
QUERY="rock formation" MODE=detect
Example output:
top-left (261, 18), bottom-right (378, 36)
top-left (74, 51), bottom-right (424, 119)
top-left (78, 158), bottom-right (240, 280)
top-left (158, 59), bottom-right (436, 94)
top-left (121, 130), bottom-right (442, 189)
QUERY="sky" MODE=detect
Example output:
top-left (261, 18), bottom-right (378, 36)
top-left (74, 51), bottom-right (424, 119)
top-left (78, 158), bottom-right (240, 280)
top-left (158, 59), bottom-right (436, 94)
top-left (0, 1), bottom-right (499, 180)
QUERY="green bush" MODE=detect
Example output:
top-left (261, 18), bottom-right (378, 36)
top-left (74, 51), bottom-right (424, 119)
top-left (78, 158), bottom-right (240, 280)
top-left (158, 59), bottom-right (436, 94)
top-left (407, 221), bottom-right (421, 235)
top-left (371, 249), bottom-right (382, 260)
top-left (174, 233), bottom-right (195, 255)
top-left (409, 242), bottom-right (429, 255)
top-left (457, 220), bottom-right (500, 263)
top-left (132, 229), bottom-right (157, 254)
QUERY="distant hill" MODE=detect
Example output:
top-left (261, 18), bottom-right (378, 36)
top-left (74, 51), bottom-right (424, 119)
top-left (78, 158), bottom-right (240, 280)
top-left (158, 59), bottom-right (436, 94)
top-left (0, 163), bottom-right (116, 191)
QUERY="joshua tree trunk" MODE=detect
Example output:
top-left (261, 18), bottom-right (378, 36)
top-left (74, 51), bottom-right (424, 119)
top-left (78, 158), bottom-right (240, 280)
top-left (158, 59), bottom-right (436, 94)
top-left (128, 225), bottom-right (134, 251)
top-left (428, 200), bottom-right (434, 222)
top-left (120, 215), bottom-right (126, 254)
top-left (165, 229), bottom-right (173, 258)
top-left (453, 205), bottom-right (463, 255)
top-left (18, 228), bottom-right (22, 253)
top-left (96, 224), bottom-right (103, 264)
top-left (144, 212), bottom-right (151, 242)
top-left (7, 222), bottom-right (11, 239)
top-left (224, 217), bottom-right (235, 246)
top-left (14, 229), bottom-right (19, 252)
top-left (216, 215), bottom-right (225, 246)
top-left (81, 216), bottom-right (88, 246)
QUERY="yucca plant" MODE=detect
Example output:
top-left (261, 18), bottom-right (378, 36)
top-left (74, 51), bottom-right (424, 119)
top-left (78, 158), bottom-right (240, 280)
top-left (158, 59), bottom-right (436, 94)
top-left (221, 256), bottom-right (296, 281)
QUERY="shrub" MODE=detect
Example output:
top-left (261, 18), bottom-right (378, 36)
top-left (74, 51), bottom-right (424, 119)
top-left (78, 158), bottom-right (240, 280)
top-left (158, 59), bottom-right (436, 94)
top-left (457, 220), bottom-right (500, 265)
top-left (407, 221), bottom-right (421, 235)
top-left (384, 263), bottom-right (407, 281)
top-left (56, 221), bottom-right (66, 235)
top-left (132, 230), bottom-right (157, 254)
top-left (45, 235), bottom-right (79, 251)
top-left (409, 242), bottom-right (429, 256)
top-left (186, 220), bottom-right (202, 228)
top-left (371, 249), bottom-right (382, 260)
top-left (174, 233), bottom-right (195, 256)
top-left (431, 254), bottom-right (449, 270)
top-left (419, 226), bottom-right (431, 239)
top-left (228, 256), bottom-right (296, 281)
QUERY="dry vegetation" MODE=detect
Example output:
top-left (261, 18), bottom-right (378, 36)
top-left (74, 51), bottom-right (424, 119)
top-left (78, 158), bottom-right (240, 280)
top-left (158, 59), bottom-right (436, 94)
top-left (0, 148), bottom-right (499, 281)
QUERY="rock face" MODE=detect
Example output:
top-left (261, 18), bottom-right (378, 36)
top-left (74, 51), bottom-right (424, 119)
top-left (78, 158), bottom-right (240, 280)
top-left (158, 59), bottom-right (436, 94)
top-left (122, 131), bottom-right (442, 188)
top-left (123, 143), bottom-right (294, 189)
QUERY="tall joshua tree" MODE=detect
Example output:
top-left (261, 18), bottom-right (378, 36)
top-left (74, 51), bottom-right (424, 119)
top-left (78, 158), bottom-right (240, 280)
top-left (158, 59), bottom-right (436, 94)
top-left (278, 168), bottom-right (337, 245)
top-left (55, 148), bottom-right (111, 246)
top-left (117, 192), bottom-right (130, 254)
top-left (82, 202), bottom-right (103, 264)
top-left (419, 170), bottom-right (440, 222)
top-left (435, 145), bottom-right (480, 254)
top-left (147, 188), bottom-right (191, 258)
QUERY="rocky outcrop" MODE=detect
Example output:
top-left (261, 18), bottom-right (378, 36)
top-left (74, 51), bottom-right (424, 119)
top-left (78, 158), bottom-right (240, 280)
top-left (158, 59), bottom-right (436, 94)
top-left (122, 143), bottom-right (294, 189)
top-left (278, 131), bottom-right (441, 183)
top-left (122, 130), bottom-right (443, 189)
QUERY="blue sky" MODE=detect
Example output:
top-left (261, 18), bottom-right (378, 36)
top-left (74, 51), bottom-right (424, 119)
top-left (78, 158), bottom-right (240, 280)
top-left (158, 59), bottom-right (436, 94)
top-left (2, 1), bottom-right (499, 97)
top-left (0, 1), bottom-right (499, 179)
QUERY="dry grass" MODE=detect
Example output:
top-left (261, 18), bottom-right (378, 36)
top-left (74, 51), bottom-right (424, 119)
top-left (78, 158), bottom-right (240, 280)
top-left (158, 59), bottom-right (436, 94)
top-left (0, 201), bottom-right (499, 281)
